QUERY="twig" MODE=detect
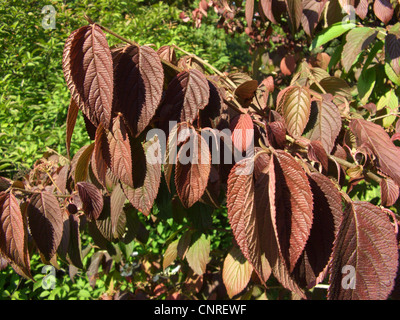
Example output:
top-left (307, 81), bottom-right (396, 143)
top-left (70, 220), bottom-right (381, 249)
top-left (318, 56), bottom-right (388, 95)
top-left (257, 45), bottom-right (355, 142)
top-left (285, 135), bottom-right (382, 183)
top-left (328, 154), bottom-right (382, 183)
top-left (11, 187), bottom-right (72, 199)
top-left (172, 44), bottom-right (238, 90)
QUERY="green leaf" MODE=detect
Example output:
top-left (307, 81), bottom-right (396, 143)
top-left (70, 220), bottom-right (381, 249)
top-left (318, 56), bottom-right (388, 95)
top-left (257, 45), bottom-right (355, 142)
top-left (310, 22), bottom-right (356, 51)
top-left (376, 89), bottom-right (399, 127)
top-left (222, 246), bottom-right (253, 298)
top-left (341, 27), bottom-right (377, 73)
top-left (358, 67), bottom-right (376, 104)
top-left (186, 233), bottom-right (211, 276)
top-left (385, 62), bottom-right (400, 86)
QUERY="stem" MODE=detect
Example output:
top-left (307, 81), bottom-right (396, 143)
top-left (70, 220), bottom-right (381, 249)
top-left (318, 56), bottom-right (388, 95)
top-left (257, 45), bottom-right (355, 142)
top-left (11, 187), bottom-right (72, 199)
top-left (172, 44), bottom-right (238, 90)
top-left (328, 154), bottom-right (382, 183)
top-left (369, 112), bottom-right (400, 122)
top-left (286, 135), bottom-right (382, 183)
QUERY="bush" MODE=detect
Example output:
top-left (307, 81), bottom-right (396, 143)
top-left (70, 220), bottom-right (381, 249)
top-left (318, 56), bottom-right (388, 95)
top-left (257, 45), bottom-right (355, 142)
top-left (1, 0), bottom-right (400, 301)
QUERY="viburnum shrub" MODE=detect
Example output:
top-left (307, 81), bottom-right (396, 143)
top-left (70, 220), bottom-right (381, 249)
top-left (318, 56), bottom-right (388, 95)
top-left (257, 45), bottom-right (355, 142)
top-left (1, 6), bottom-right (400, 299)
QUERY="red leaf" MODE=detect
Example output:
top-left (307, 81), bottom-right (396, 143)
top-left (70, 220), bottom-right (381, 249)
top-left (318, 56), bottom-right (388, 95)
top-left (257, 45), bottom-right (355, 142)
top-left (175, 132), bottom-right (211, 208)
top-left (158, 69), bottom-right (210, 127)
top-left (373, 0), bottom-right (394, 25)
top-left (308, 140), bottom-right (329, 171)
top-left (245, 0), bottom-right (254, 30)
top-left (380, 177), bottom-right (400, 206)
top-left (123, 135), bottom-right (162, 216)
top-left (350, 118), bottom-right (400, 186)
top-left (292, 172), bottom-right (343, 288)
top-left (306, 95), bottom-right (341, 153)
top-left (269, 150), bottom-right (314, 272)
top-left (226, 157), bottom-right (270, 283)
top-left (27, 192), bottom-right (63, 261)
top-left (230, 114), bottom-right (254, 154)
top-left (109, 115), bottom-right (133, 187)
top-left (77, 182), bottom-right (104, 220)
top-left (0, 192), bottom-right (31, 278)
top-left (328, 201), bottom-right (398, 300)
top-left (280, 55), bottom-right (296, 76)
top-left (63, 24), bottom-right (113, 128)
top-left (301, 0), bottom-right (328, 36)
top-left (66, 98), bottom-right (79, 159)
top-left (113, 45), bottom-right (164, 136)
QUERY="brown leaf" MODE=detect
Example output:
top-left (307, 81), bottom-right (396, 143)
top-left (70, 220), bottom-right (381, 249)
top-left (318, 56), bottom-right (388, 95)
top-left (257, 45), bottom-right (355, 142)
top-left (305, 95), bottom-right (341, 154)
top-left (157, 69), bottom-right (210, 128)
top-left (27, 192), bottom-right (63, 261)
top-left (123, 135), bottom-right (162, 216)
top-left (113, 45), bottom-right (164, 136)
top-left (77, 182), bottom-right (104, 220)
top-left (92, 123), bottom-right (111, 188)
top-left (373, 0), bottom-right (394, 25)
top-left (350, 118), bottom-right (400, 186)
top-left (74, 142), bottom-right (95, 183)
top-left (328, 201), bottom-right (398, 300)
top-left (245, 0), bottom-right (254, 30)
top-left (380, 177), bottom-right (400, 206)
top-left (285, 0), bottom-right (303, 32)
top-left (175, 132), bottom-right (211, 208)
top-left (109, 115), bottom-right (133, 187)
top-left (385, 28), bottom-right (400, 76)
top-left (234, 80), bottom-right (258, 100)
top-left (66, 98), bottom-right (79, 159)
top-left (63, 24), bottom-right (113, 128)
top-left (0, 192), bottom-right (31, 278)
top-left (292, 172), bottom-right (343, 288)
top-left (226, 157), bottom-right (269, 283)
top-left (157, 45), bottom-right (177, 65)
top-left (308, 140), bottom-right (329, 171)
top-left (269, 150), bottom-right (314, 272)
top-left (301, 0), bottom-right (328, 36)
top-left (280, 86), bottom-right (311, 137)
